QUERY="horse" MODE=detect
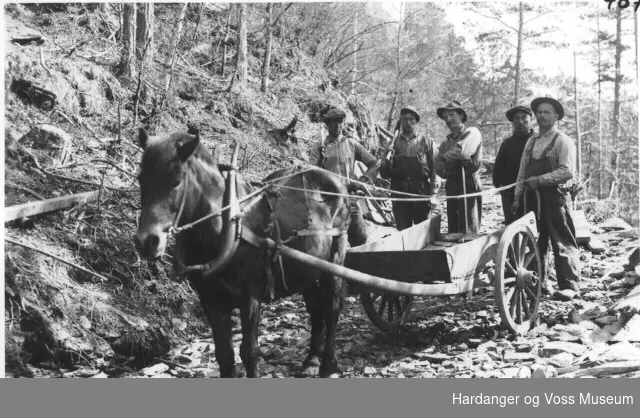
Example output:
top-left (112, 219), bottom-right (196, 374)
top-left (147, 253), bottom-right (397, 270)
top-left (132, 129), bottom-right (351, 378)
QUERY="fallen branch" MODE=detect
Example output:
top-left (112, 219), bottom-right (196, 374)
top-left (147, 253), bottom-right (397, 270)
top-left (5, 236), bottom-right (109, 283)
top-left (37, 167), bottom-right (130, 191)
top-left (5, 182), bottom-right (46, 200)
top-left (4, 190), bottom-right (101, 222)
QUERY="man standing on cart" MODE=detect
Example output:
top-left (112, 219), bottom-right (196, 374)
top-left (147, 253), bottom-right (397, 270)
top-left (434, 101), bottom-right (484, 233)
top-left (493, 105), bottom-right (535, 225)
top-left (511, 97), bottom-right (582, 301)
top-left (379, 106), bottom-right (436, 231)
top-left (309, 108), bottom-right (378, 247)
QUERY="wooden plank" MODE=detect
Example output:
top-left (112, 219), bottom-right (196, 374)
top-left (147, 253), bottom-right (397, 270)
top-left (444, 211), bottom-right (538, 280)
top-left (348, 215), bottom-right (441, 253)
top-left (4, 190), bottom-right (100, 222)
top-left (438, 232), bottom-right (484, 243)
top-left (345, 247), bottom-right (452, 284)
top-left (572, 209), bottom-right (591, 244)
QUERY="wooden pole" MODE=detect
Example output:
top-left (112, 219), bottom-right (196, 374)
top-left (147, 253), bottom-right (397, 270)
top-left (4, 190), bottom-right (100, 223)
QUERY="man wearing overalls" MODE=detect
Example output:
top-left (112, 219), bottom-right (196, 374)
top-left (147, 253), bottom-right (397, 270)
top-left (309, 108), bottom-right (378, 247)
top-left (434, 101), bottom-right (484, 233)
top-left (380, 106), bottom-right (436, 231)
top-left (511, 97), bottom-right (581, 301)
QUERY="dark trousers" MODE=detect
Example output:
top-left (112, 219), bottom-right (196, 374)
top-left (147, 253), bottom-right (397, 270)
top-left (392, 200), bottom-right (431, 231)
top-left (445, 179), bottom-right (482, 233)
top-left (500, 189), bottom-right (523, 225)
top-left (347, 201), bottom-right (368, 247)
top-left (526, 187), bottom-right (581, 291)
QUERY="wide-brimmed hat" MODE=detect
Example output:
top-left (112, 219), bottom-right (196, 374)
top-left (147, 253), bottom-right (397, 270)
top-left (400, 106), bottom-right (420, 123)
top-left (437, 100), bottom-right (467, 123)
top-left (323, 108), bottom-right (346, 122)
top-left (531, 97), bottom-right (564, 120)
top-left (506, 105), bottom-right (533, 122)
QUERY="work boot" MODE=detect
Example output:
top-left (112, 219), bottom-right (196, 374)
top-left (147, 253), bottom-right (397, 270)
top-left (541, 281), bottom-right (555, 296)
top-left (553, 289), bottom-right (578, 301)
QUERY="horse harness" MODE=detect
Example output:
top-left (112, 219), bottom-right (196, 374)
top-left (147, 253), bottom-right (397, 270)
top-left (174, 166), bottom-right (347, 300)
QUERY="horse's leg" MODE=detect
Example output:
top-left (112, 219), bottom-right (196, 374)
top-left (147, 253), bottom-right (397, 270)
top-left (239, 293), bottom-right (262, 378)
top-left (300, 282), bottom-right (325, 375)
top-left (194, 279), bottom-right (238, 378)
top-left (319, 234), bottom-right (347, 378)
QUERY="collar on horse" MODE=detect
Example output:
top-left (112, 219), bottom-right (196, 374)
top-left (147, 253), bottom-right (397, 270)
top-left (173, 152), bottom-right (347, 286)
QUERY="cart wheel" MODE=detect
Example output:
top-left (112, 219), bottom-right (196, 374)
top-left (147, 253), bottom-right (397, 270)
top-left (495, 222), bottom-right (542, 335)
top-left (361, 292), bottom-right (414, 331)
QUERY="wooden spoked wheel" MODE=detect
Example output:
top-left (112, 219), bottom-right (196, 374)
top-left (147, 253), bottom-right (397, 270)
top-left (361, 292), bottom-right (414, 331)
top-left (495, 223), bottom-right (542, 335)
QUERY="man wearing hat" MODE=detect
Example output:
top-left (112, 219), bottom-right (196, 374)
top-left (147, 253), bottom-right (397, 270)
top-left (492, 105), bottom-right (535, 225)
top-left (434, 100), bottom-right (484, 233)
top-left (379, 106), bottom-right (436, 230)
top-left (309, 107), bottom-right (378, 246)
top-left (512, 97), bottom-right (581, 301)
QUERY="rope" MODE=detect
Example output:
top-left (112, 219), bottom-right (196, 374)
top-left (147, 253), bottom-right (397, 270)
top-left (328, 169), bottom-right (524, 200)
top-left (171, 166), bottom-right (313, 233)
top-left (172, 184), bottom-right (270, 233)
top-left (272, 181), bottom-right (528, 202)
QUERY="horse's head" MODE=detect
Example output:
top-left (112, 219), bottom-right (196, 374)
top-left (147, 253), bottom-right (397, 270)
top-left (133, 129), bottom-right (242, 274)
top-left (133, 128), bottom-right (223, 259)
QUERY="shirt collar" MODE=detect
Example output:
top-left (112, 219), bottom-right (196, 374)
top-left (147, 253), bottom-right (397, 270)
top-left (325, 135), bottom-right (345, 145)
top-left (446, 124), bottom-right (466, 141)
top-left (399, 131), bottom-right (418, 141)
top-left (534, 126), bottom-right (557, 139)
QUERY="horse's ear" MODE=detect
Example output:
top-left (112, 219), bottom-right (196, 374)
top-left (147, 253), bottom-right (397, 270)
top-left (138, 128), bottom-right (149, 149)
top-left (176, 133), bottom-right (200, 162)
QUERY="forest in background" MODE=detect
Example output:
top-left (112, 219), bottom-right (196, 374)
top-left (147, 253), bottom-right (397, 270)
top-left (99, 1), bottom-right (638, 222)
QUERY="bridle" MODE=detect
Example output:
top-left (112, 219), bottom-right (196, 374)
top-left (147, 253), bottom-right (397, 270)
top-left (169, 173), bottom-right (190, 236)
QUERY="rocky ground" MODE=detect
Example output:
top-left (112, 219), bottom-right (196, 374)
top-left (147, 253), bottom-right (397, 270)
top-left (4, 4), bottom-right (639, 379)
top-left (12, 178), bottom-right (638, 379)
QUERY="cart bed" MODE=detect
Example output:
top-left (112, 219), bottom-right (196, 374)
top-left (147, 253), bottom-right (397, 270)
top-left (344, 213), bottom-right (538, 294)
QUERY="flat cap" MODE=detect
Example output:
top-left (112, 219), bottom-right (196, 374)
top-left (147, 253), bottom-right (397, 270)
top-left (323, 108), bottom-right (346, 122)
top-left (400, 106), bottom-right (421, 123)
top-left (505, 105), bottom-right (533, 122)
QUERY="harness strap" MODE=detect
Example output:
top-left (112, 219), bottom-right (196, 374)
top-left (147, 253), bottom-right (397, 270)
top-left (170, 173), bottom-right (189, 233)
top-left (291, 228), bottom-right (349, 237)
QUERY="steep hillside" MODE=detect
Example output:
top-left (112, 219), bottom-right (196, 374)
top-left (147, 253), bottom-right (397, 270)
top-left (3, 3), bottom-right (369, 377)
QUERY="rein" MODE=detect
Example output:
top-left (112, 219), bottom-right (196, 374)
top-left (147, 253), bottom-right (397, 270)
top-left (174, 162), bottom-right (346, 280)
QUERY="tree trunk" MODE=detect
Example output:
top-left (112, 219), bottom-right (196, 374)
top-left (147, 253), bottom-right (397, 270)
top-left (221, 7), bottom-right (233, 76)
top-left (611, 7), bottom-right (622, 174)
top-left (118, 3), bottom-right (136, 79)
top-left (387, 3), bottom-right (404, 131)
top-left (261, 3), bottom-right (273, 93)
top-left (350, 8), bottom-right (358, 96)
top-left (160, 3), bottom-right (188, 102)
top-left (236, 3), bottom-right (248, 82)
top-left (597, 10), bottom-right (603, 200)
top-left (135, 3), bottom-right (153, 104)
top-left (573, 38), bottom-right (581, 180)
top-left (633, 9), bottom-right (639, 81)
top-left (514, 2), bottom-right (524, 106)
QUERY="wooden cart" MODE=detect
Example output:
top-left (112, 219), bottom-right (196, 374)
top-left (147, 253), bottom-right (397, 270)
top-left (344, 211), bottom-right (543, 335)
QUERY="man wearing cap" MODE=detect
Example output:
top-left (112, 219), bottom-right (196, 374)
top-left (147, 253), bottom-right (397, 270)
top-left (379, 106), bottom-right (436, 231)
top-left (493, 105), bottom-right (535, 225)
top-left (511, 97), bottom-right (581, 301)
top-left (309, 108), bottom-right (378, 246)
top-left (434, 100), bottom-right (483, 233)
